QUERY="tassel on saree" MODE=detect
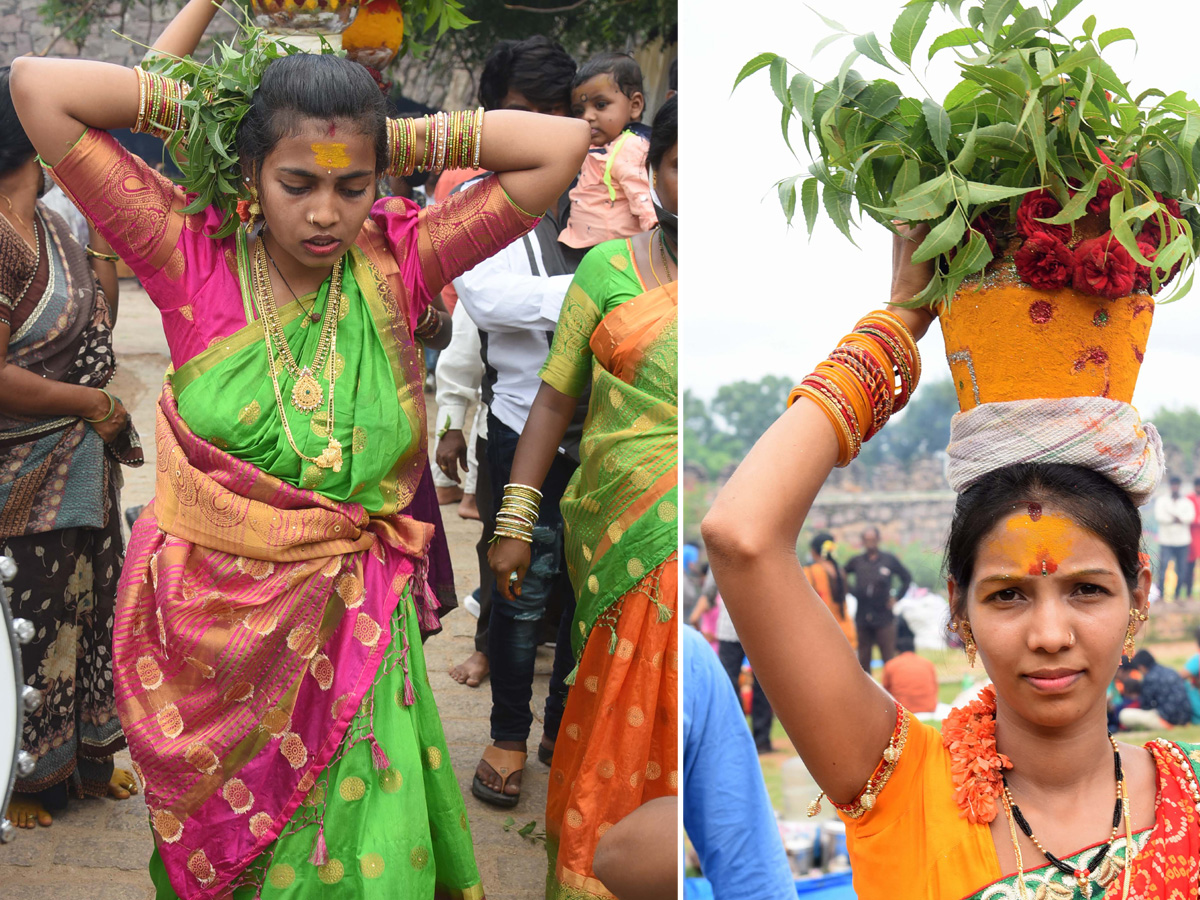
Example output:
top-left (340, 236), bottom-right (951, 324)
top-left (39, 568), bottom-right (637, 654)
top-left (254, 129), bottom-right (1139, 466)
top-left (369, 735), bottom-right (391, 771)
top-left (309, 823), bottom-right (329, 866)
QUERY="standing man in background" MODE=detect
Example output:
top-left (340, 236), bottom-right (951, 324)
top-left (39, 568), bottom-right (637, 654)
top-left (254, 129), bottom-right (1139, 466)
top-left (845, 527), bottom-right (911, 673)
top-left (1156, 475), bottom-right (1195, 599)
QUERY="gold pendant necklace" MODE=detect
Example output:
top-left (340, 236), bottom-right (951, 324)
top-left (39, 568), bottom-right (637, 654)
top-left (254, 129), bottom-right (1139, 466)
top-left (250, 240), bottom-right (344, 471)
top-left (253, 237), bottom-right (342, 414)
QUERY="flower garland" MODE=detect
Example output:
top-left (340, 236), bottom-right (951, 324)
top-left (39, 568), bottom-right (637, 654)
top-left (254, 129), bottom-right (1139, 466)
top-left (941, 684), bottom-right (1013, 825)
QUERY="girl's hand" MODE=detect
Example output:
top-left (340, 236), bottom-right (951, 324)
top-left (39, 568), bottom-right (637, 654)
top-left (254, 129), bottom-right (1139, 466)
top-left (488, 538), bottom-right (532, 601)
top-left (887, 223), bottom-right (938, 341)
top-left (84, 390), bottom-right (130, 443)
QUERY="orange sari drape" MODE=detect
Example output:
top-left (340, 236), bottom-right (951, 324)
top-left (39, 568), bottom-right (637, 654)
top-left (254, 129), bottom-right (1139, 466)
top-left (803, 561), bottom-right (857, 649)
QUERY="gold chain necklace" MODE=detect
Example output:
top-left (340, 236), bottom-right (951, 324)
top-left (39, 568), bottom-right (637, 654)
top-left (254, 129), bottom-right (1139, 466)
top-left (1000, 735), bottom-right (1133, 900)
top-left (253, 238), bottom-right (342, 414)
top-left (648, 227), bottom-right (667, 287)
top-left (658, 227), bottom-right (676, 284)
top-left (251, 243), bottom-right (345, 472)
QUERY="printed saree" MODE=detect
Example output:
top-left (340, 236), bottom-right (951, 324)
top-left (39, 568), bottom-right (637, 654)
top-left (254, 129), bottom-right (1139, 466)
top-left (538, 239), bottom-right (678, 899)
top-left (839, 710), bottom-right (1200, 899)
top-left (49, 128), bottom-right (537, 899)
top-left (0, 204), bottom-right (142, 798)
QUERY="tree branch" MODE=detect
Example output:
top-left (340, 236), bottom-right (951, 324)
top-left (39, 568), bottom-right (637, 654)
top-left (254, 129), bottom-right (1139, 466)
top-left (37, 0), bottom-right (106, 56)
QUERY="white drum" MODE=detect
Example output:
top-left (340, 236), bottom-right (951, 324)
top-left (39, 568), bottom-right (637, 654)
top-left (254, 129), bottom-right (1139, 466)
top-left (0, 555), bottom-right (40, 843)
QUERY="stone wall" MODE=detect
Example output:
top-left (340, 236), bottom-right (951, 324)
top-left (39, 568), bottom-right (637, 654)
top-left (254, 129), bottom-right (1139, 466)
top-left (0, 1), bottom-right (239, 66)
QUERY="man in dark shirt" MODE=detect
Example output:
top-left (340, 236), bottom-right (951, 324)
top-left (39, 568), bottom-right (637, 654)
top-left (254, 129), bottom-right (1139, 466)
top-left (1132, 649), bottom-right (1193, 726)
top-left (844, 527), bottom-right (911, 673)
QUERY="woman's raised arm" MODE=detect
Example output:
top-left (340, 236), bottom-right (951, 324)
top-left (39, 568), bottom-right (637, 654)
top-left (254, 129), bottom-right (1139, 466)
top-left (701, 227), bottom-right (936, 805)
top-left (476, 111), bottom-right (589, 216)
top-left (11, 59), bottom-right (138, 166)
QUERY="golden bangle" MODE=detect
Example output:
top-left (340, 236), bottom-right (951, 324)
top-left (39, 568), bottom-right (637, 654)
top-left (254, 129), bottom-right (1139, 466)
top-left (85, 246), bottom-right (120, 263)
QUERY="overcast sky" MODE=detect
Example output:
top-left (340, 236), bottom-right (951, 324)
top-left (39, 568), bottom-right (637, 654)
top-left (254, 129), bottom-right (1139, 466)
top-left (680, 0), bottom-right (1200, 414)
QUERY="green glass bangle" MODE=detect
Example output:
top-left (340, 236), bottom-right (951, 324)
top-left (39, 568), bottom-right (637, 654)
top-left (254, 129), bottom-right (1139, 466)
top-left (83, 388), bottom-right (116, 424)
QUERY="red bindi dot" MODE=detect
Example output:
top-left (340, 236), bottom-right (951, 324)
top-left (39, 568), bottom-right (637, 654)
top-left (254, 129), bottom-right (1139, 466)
top-left (1027, 502), bottom-right (1042, 521)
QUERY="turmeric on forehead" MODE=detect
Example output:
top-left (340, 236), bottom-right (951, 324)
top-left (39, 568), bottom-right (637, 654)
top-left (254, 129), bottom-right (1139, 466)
top-left (311, 142), bottom-right (351, 169)
top-left (1000, 511), bottom-right (1075, 577)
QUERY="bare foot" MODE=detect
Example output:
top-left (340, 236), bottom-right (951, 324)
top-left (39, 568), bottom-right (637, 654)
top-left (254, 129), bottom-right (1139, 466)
top-left (475, 740), bottom-right (525, 799)
top-left (7, 795), bottom-right (52, 828)
top-left (108, 768), bottom-right (139, 800)
top-left (457, 494), bottom-right (480, 520)
top-left (436, 485), bottom-right (464, 505)
top-left (449, 650), bottom-right (489, 687)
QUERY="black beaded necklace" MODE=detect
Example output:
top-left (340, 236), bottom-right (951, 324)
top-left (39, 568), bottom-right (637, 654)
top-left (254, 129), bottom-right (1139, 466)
top-left (1001, 737), bottom-right (1124, 898)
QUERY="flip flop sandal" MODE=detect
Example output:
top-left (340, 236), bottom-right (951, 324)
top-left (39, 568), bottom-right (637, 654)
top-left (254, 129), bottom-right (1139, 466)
top-left (471, 745), bottom-right (526, 808)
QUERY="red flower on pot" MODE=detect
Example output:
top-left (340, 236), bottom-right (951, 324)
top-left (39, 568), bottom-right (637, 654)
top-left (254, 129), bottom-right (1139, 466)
top-left (1014, 231), bottom-right (1075, 290)
top-left (1133, 239), bottom-right (1182, 291)
top-left (1016, 189), bottom-right (1071, 244)
top-left (1073, 234), bottom-right (1137, 299)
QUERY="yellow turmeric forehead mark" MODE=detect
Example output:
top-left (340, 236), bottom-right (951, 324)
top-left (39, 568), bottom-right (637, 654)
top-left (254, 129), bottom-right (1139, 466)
top-left (311, 142), bottom-right (350, 169)
top-left (999, 508), bottom-right (1075, 576)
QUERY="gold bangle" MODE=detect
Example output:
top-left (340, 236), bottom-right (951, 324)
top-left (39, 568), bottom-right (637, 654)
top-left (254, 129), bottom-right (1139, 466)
top-left (83, 388), bottom-right (116, 424)
top-left (85, 246), bottom-right (119, 263)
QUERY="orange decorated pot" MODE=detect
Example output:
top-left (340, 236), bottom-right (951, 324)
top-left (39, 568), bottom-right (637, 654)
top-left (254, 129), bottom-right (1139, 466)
top-left (342, 0), bottom-right (405, 69)
top-left (250, 0), bottom-right (359, 35)
top-left (939, 258), bottom-right (1154, 413)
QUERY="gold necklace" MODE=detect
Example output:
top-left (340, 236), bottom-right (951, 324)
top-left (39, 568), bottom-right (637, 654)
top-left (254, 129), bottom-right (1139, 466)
top-left (648, 227), bottom-right (666, 287)
top-left (658, 228), bottom-right (676, 284)
top-left (1001, 737), bottom-right (1132, 900)
top-left (251, 245), bottom-right (344, 472)
top-left (0, 192), bottom-right (28, 230)
top-left (253, 238), bottom-right (342, 414)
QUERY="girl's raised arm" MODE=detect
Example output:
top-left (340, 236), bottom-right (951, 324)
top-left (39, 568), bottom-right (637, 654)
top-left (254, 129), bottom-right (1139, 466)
top-left (11, 59), bottom-right (138, 166)
top-left (700, 227), bottom-right (936, 805)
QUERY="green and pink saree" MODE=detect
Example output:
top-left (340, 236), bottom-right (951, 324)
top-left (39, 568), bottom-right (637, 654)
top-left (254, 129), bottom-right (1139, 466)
top-left (50, 128), bottom-right (538, 899)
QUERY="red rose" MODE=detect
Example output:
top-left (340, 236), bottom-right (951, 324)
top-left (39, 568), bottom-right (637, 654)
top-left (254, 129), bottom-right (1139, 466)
top-left (1016, 189), bottom-right (1071, 243)
top-left (1072, 234), bottom-right (1137, 299)
top-left (1141, 193), bottom-right (1184, 249)
top-left (969, 214), bottom-right (999, 257)
top-left (1086, 171), bottom-right (1122, 216)
top-left (1133, 241), bottom-right (1157, 291)
top-left (1014, 232), bottom-right (1075, 290)
top-left (1134, 239), bottom-right (1181, 292)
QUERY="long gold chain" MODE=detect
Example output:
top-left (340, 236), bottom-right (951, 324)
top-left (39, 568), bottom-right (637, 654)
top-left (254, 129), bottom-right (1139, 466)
top-left (253, 237), bottom-right (342, 413)
top-left (252, 244), bottom-right (345, 472)
top-left (658, 228), bottom-right (676, 284)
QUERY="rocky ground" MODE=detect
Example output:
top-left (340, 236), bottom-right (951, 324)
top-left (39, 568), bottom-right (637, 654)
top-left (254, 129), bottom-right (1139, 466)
top-left (0, 282), bottom-right (553, 899)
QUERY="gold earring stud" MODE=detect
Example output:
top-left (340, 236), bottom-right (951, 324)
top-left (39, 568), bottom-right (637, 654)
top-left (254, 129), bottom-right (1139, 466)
top-left (961, 621), bottom-right (977, 668)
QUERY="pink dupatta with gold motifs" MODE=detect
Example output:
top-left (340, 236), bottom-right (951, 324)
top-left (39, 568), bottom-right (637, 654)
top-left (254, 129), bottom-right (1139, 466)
top-left (115, 384), bottom-right (437, 897)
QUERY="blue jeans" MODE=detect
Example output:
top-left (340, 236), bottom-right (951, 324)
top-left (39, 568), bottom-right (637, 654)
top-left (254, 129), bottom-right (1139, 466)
top-left (486, 413), bottom-right (578, 744)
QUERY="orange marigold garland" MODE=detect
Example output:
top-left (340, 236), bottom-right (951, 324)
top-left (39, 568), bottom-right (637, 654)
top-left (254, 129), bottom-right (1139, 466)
top-left (941, 684), bottom-right (1013, 824)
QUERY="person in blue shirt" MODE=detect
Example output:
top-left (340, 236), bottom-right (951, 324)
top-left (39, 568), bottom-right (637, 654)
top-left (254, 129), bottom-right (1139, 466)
top-left (683, 625), bottom-right (794, 900)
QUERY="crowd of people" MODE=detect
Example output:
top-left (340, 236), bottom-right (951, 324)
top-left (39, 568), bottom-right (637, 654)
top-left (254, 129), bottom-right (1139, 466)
top-left (0, 1), bottom-right (677, 898)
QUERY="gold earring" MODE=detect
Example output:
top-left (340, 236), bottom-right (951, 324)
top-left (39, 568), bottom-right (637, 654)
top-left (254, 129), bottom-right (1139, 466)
top-left (960, 620), bottom-right (977, 669)
top-left (1124, 608), bottom-right (1149, 659)
top-left (248, 185), bottom-right (262, 222)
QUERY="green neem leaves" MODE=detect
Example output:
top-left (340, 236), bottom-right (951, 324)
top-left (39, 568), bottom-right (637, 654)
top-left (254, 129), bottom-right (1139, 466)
top-left (740, 0), bottom-right (1200, 308)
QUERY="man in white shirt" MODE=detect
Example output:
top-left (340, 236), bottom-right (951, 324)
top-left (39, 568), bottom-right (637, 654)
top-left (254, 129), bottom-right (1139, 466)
top-left (452, 36), bottom-right (589, 807)
top-left (435, 302), bottom-right (492, 687)
top-left (1156, 475), bottom-right (1196, 599)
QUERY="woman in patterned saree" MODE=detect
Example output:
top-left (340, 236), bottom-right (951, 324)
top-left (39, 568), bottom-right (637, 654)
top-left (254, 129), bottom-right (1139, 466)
top-left (0, 66), bottom-right (142, 830)
top-left (11, 28), bottom-right (588, 900)
top-left (702, 233), bottom-right (1200, 899)
top-left (489, 96), bottom-right (677, 900)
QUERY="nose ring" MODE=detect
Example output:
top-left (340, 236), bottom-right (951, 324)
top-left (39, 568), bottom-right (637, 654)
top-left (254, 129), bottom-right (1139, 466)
top-left (1067, 632), bottom-right (1076, 648)
top-left (307, 214), bottom-right (316, 225)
